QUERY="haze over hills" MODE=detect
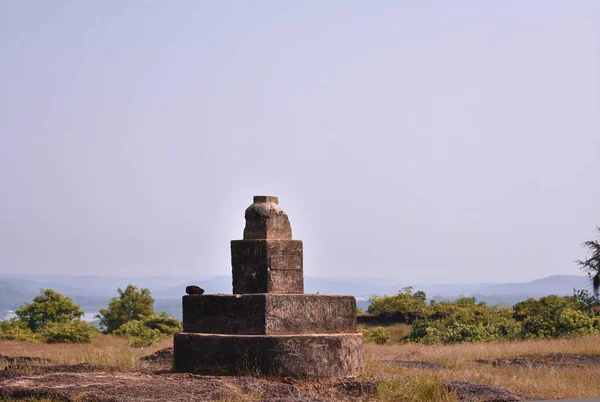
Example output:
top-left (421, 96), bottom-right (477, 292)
top-left (0, 274), bottom-right (592, 319)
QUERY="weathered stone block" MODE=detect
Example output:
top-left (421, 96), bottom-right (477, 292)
top-left (231, 240), bottom-right (303, 294)
top-left (182, 294), bottom-right (356, 335)
top-left (173, 333), bottom-right (364, 379)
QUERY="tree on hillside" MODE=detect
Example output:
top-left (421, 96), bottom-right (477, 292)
top-left (96, 284), bottom-right (155, 333)
top-left (15, 289), bottom-right (84, 332)
top-left (576, 227), bottom-right (600, 296)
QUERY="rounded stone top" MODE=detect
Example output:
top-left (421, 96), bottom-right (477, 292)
top-left (243, 195), bottom-right (292, 239)
top-left (246, 196), bottom-right (287, 218)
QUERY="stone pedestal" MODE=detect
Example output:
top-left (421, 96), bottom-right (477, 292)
top-left (173, 196), bottom-right (364, 379)
top-left (231, 240), bottom-right (304, 294)
top-left (174, 333), bottom-right (364, 378)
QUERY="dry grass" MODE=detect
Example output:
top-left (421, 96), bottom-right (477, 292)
top-left (0, 335), bottom-right (172, 371)
top-left (375, 373), bottom-right (458, 402)
top-left (366, 334), bottom-right (600, 400)
top-left (0, 334), bottom-right (599, 401)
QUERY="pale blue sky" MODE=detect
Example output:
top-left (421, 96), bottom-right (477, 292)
top-left (1, 1), bottom-right (598, 283)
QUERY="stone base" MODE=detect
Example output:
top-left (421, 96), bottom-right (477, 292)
top-left (173, 332), bottom-right (364, 379)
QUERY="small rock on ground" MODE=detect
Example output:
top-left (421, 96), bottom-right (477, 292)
top-left (140, 347), bottom-right (173, 363)
top-left (446, 381), bottom-right (522, 402)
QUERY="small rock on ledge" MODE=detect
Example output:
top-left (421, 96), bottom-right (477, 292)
top-left (185, 285), bottom-right (205, 295)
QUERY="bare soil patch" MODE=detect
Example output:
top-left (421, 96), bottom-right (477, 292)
top-left (0, 355), bottom-right (51, 365)
top-left (0, 363), bottom-right (103, 380)
top-left (445, 381), bottom-right (522, 402)
top-left (523, 353), bottom-right (600, 366)
top-left (474, 358), bottom-right (573, 369)
top-left (381, 360), bottom-right (446, 370)
top-left (0, 369), bottom-right (377, 401)
top-left (476, 353), bottom-right (600, 369)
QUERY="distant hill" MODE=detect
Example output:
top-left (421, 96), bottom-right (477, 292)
top-left (0, 273), bottom-right (592, 319)
top-left (477, 275), bottom-right (591, 296)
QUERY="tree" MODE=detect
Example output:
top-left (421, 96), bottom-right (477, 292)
top-left (576, 227), bottom-right (600, 296)
top-left (15, 289), bottom-right (84, 332)
top-left (96, 284), bottom-right (155, 333)
top-left (367, 287), bottom-right (430, 315)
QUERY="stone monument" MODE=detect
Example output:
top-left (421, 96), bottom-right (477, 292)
top-left (173, 196), bottom-right (364, 378)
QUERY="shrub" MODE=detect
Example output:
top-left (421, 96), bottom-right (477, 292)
top-left (367, 287), bottom-right (431, 316)
top-left (513, 294), bottom-right (600, 338)
top-left (0, 289), bottom-right (95, 344)
top-left (115, 319), bottom-right (162, 347)
top-left (513, 295), bottom-right (583, 321)
top-left (142, 312), bottom-right (182, 335)
top-left (405, 298), bottom-right (522, 344)
top-left (361, 326), bottom-right (391, 344)
top-left (38, 321), bottom-right (99, 344)
top-left (521, 307), bottom-right (599, 339)
top-left (0, 319), bottom-right (38, 342)
top-left (15, 289), bottom-right (84, 332)
top-left (114, 313), bottom-right (182, 347)
top-left (406, 319), bottom-right (522, 344)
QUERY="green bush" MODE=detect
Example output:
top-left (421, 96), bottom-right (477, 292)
top-left (404, 298), bottom-right (522, 344)
top-left (15, 289), bottom-right (84, 332)
top-left (403, 294), bottom-right (599, 344)
top-left (513, 295), bottom-right (583, 321)
top-left (38, 321), bottom-right (99, 344)
top-left (521, 307), bottom-right (599, 339)
top-left (142, 312), bottom-right (182, 335)
top-left (114, 313), bottom-right (182, 347)
top-left (406, 319), bottom-right (522, 344)
top-left (0, 289), bottom-right (95, 344)
top-left (115, 319), bottom-right (162, 347)
top-left (514, 295), bottom-right (600, 339)
top-left (361, 326), bottom-right (391, 345)
top-left (0, 319), bottom-right (38, 342)
top-left (368, 287), bottom-right (431, 315)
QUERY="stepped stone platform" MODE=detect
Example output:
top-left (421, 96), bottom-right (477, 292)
top-left (173, 195), bottom-right (364, 379)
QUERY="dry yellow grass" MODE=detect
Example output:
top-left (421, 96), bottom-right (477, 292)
top-left (0, 335), bottom-right (172, 371)
top-left (366, 334), bottom-right (600, 401)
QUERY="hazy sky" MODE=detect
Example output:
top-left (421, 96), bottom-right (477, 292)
top-left (1, 1), bottom-right (598, 284)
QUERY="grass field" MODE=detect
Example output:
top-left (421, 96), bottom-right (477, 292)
top-left (366, 333), bottom-right (600, 401)
top-left (0, 333), bottom-right (599, 401)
